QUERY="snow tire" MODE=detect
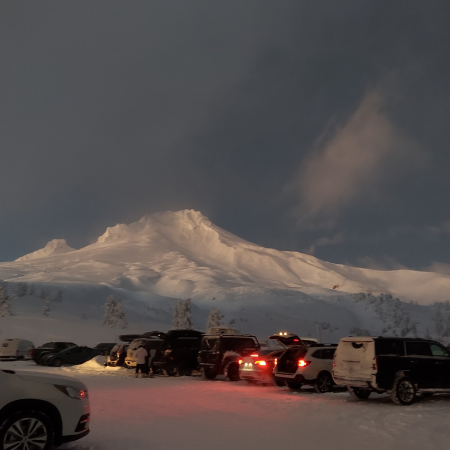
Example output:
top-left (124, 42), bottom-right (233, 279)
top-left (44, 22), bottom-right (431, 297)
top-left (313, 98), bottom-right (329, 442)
top-left (391, 376), bottom-right (416, 406)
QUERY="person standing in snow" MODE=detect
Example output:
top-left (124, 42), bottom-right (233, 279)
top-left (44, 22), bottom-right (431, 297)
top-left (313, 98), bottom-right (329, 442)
top-left (135, 345), bottom-right (149, 378)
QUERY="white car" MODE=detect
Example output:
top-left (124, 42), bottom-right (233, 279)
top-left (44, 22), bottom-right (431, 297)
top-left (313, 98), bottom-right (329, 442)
top-left (0, 368), bottom-right (90, 450)
top-left (272, 334), bottom-right (337, 393)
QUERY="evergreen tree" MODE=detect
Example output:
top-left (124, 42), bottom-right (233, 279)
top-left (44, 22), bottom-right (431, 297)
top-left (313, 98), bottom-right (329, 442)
top-left (206, 308), bottom-right (224, 330)
top-left (43, 297), bottom-right (50, 317)
top-left (16, 282), bottom-right (27, 297)
top-left (54, 289), bottom-right (63, 302)
top-left (171, 298), bottom-right (193, 329)
top-left (0, 282), bottom-right (11, 317)
top-left (103, 295), bottom-right (128, 328)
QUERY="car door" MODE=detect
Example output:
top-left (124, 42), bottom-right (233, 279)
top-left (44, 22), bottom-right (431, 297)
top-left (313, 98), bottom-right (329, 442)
top-left (405, 341), bottom-right (436, 388)
top-left (429, 342), bottom-right (450, 389)
top-left (65, 347), bottom-right (83, 364)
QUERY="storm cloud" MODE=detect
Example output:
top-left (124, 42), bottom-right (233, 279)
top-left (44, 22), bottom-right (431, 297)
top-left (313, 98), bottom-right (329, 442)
top-left (1, 1), bottom-right (450, 271)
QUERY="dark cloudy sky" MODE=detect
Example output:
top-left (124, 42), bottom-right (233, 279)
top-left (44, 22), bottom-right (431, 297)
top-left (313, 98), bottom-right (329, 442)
top-left (1, 1), bottom-right (450, 272)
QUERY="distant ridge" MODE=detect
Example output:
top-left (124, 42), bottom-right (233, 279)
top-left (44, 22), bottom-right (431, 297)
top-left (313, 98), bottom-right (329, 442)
top-left (4, 209), bottom-right (450, 305)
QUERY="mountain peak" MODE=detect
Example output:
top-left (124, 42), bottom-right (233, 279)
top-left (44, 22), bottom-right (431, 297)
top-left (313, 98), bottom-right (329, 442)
top-left (96, 209), bottom-right (213, 244)
top-left (16, 239), bottom-right (75, 261)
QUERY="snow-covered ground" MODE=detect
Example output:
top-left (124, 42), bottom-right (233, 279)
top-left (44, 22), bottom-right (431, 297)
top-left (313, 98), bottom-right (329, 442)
top-left (2, 358), bottom-right (450, 450)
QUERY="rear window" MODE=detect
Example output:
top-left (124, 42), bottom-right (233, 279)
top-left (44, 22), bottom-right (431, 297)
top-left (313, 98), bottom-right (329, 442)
top-left (222, 338), bottom-right (257, 353)
top-left (170, 337), bottom-right (201, 349)
top-left (111, 345), bottom-right (120, 353)
top-left (42, 342), bottom-right (54, 348)
top-left (406, 341), bottom-right (432, 356)
top-left (375, 339), bottom-right (405, 356)
top-left (2, 343), bottom-right (8, 348)
top-left (201, 338), bottom-right (216, 350)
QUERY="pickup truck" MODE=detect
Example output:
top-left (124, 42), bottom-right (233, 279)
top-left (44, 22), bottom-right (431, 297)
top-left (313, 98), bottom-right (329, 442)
top-left (30, 342), bottom-right (78, 365)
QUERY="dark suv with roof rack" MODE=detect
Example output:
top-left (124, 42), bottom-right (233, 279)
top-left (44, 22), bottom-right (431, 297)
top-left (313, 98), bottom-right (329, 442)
top-left (198, 334), bottom-right (260, 381)
top-left (333, 336), bottom-right (450, 405)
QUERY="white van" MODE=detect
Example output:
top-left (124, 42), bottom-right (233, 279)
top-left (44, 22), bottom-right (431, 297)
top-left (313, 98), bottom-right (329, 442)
top-left (0, 339), bottom-right (35, 360)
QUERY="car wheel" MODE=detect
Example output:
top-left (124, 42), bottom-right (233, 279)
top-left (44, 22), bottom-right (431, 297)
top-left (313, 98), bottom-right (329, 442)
top-left (52, 358), bottom-right (63, 367)
top-left (0, 410), bottom-right (54, 450)
top-left (226, 362), bottom-right (240, 381)
top-left (391, 377), bottom-right (416, 406)
top-left (348, 386), bottom-right (372, 400)
top-left (314, 372), bottom-right (333, 393)
top-left (286, 381), bottom-right (302, 390)
top-left (203, 368), bottom-right (218, 380)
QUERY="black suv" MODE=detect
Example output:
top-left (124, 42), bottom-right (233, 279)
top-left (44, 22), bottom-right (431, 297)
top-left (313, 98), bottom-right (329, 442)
top-left (333, 336), bottom-right (450, 405)
top-left (120, 330), bottom-right (203, 375)
top-left (198, 334), bottom-right (260, 381)
top-left (151, 330), bottom-right (203, 376)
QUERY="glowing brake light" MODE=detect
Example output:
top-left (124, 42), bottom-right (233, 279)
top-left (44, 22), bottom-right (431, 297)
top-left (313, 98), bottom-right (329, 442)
top-left (238, 360), bottom-right (243, 364)
top-left (274, 358), bottom-right (277, 366)
top-left (250, 354), bottom-right (259, 358)
top-left (255, 360), bottom-right (267, 366)
top-left (372, 357), bottom-right (378, 371)
top-left (298, 360), bottom-right (311, 367)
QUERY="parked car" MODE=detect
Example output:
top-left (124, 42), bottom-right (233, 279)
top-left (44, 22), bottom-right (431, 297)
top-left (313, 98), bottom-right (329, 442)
top-left (93, 343), bottom-right (117, 356)
top-left (333, 336), bottom-right (450, 405)
top-left (239, 347), bottom-right (285, 385)
top-left (40, 346), bottom-right (101, 367)
top-left (198, 334), bottom-right (260, 381)
top-left (30, 342), bottom-right (78, 365)
top-left (0, 367), bottom-right (90, 448)
top-left (273, 334), bottom-right (337, 393)
top-left (125, 337), bottom-right (165, 370)
top-left (152, 330), bottom-right (203, 376)
top-left (108, 344), bottom-right (129, 367)
top-left (0, 339), bottom-right (34, 361)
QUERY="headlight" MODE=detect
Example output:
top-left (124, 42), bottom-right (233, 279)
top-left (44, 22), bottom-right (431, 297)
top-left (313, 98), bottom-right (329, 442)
top-left (55, 385), bottom-right (88, 399)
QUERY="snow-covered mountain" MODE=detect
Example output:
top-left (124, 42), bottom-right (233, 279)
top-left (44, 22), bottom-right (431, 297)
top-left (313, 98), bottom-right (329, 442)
top-left (1, 209), bottom-right (450, 344)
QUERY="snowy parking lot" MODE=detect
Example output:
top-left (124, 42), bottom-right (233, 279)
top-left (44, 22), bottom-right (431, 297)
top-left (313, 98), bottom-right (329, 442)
top-left (3, 359), bottom-right (450, 450)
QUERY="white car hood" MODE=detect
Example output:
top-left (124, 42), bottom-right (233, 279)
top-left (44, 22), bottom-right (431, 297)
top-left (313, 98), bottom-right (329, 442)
top-left (9, 370), bottom-right (87, 389)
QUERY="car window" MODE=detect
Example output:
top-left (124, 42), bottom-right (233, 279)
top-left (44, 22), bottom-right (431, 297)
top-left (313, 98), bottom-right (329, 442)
top-left (323, 349), bottom-right (336, 359)
top-left (406, 341), bottom-right (432, 356)
top-left (376, 339), bottom-right (405, 356)
top-left (222, 338), bottom-right (257, 352)
top-left (429, 343), bottom-right (450, 357)
top-left (311, 350), bottom-right (323, 359)
top-left (201, 338), bottom-right (218, 350)
top-left (171, 337), bottom-right (201, 349)
top-left (67, 343), bottom-right (77, 348)
top-left (42, 342), bottom-right (54, 348)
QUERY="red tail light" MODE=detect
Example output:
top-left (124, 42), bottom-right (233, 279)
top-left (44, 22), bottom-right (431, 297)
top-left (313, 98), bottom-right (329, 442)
top-left (238, 359), bottom-right (243, 364)
top-left (117, 348), bottom-right (123, 355)
top-left (255, 360), bottom-right (267, 366)
top-left (298, 360), bottom-right (311, 367)
top-left (274, 358), bottom-right (278, 366)
top-left (372, 357), bottom-right (378, 371)
top-left (250, 354), bottom-right (259, 358)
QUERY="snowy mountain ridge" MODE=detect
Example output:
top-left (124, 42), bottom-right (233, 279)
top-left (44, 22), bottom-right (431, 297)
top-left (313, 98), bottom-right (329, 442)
top-left (1, 209), bottom-right (450, 344)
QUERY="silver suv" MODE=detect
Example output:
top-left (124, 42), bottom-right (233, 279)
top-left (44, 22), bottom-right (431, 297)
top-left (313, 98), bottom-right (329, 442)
top-left (273, 336), bottom-right (337, 393)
